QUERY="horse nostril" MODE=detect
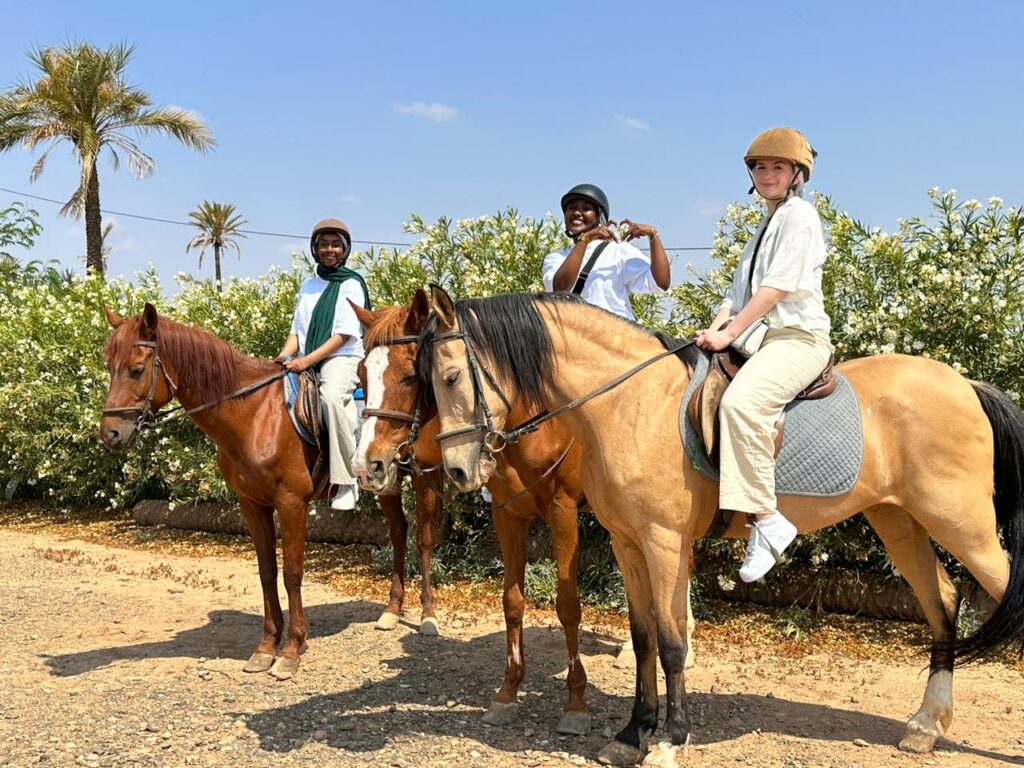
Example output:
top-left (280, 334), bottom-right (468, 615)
top-left (448, 466), bottom-right (468, 485)
top-left (108, 429), bottom-right (120, 443)
top-left (370, 460), bottom-right (385, 479)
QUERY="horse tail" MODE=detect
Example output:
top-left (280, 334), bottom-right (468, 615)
top-left (956, 381), bottom-right (1024, 662)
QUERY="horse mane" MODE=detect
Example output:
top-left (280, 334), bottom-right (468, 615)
top-left (105, 314), bottom-right (275, 401)
top-left (364, 305), bottom-right (413, 350)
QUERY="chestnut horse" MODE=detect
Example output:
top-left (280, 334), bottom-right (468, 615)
top-left (99, 304), bottom-right (442, 679)
top-left (349, 289), bottom-right (687, 735)
top-left (421, 289), bottom-right (1024, 767)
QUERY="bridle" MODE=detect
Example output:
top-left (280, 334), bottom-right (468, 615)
top-left (429, 328), bottom-right (516, 456)
top-left (102, 337), bottom-right (286, 446)
top-left (360, 335), bottom-right (442, 473)
top-left (101, 340), bottom-right (178, 444)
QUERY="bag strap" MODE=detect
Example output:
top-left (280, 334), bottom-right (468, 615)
top-left (571, 240), bottom-right (611, 295)
top-left (746, 210), bottom-right (777, 291)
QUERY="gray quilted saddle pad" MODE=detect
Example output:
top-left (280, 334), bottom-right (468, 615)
top-left (679, 351), bottom-right (864, 497)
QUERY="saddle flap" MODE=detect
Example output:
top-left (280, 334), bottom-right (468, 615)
top-left (294, 369), bottom-right (322, 443)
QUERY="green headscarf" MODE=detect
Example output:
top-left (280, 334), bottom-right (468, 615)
top-left (304, 262), bottom-right (372, 355)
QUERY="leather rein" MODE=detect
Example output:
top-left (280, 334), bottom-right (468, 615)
top-left (102, 339), bottom-right (287, 445)
top-left (428, 326), bottom-right (695, 456)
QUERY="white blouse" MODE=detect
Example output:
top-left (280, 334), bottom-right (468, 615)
top-left (718, 197), bottom-right (831, 335)
top-left (290, 276), bottom-right (366, 358)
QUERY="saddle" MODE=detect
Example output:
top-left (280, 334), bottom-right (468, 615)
top-left (687, 348), bottom-right (836, 466)
top-left (284, 367), bottom-right (330, 498)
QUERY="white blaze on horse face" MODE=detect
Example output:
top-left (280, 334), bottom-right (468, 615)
top-left (354, 345), bottom-right (390, 472)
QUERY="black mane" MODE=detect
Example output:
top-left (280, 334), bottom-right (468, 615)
top-left (416, 292), bottom-right (699, 409)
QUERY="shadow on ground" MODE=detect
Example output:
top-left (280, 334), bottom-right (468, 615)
top-left (40, 600), bottom-right (382, 676)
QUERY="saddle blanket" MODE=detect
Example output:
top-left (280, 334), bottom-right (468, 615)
top-left (678, 350), bottom-right (864, 497)
top-left (284, 371), bottom-right (318, 447)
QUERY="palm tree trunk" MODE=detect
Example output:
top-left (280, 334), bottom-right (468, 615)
top-left (214, 243), bottom-right (222, 291)
top-left (85, 162), bottom-right (104, 276)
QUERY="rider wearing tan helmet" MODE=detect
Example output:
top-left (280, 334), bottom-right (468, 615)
top-left (275, 218), bottom-right (370, 510)
top-left (696, 127), bottom-right (833, 582)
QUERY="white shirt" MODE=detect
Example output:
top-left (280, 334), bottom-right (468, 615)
top-left (718, 197), bottom-right (831, 335)
top-left (542, 240), bottom-right (664, 321)
top-left (290, 276), bottom-right (366, 358)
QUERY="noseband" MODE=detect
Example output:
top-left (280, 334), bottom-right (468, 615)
top-left (101, 340), bottom-right (178, 442)
top-left (429, 329), bottom-right (515, 456)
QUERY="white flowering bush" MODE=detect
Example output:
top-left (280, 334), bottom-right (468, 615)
top-left (351, 207), bottom-right (568, 304)
top-left (0, 262), bottom-right (307, 507)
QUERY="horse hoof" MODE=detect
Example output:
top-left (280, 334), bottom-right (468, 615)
top-left (269, 656), bottom-right (300, 681)
top-left (898, 727), bottom-right (937, 754)
top-left (375, 611), bottom-right (402, 631)
top-left (596, 740), bottom-right (645, 766)
top-left (613, 645), bottom-right (635, 669)
top-left (642, 740), bottom-right (686, 767)
top-left (419, 617), bottom-right (440, 636)
top-left (481, 701), bottom-right (519, 727)
top-left (243, 652), bottom-right (275, 673)
top-left (555, 710), bottom-right (592, 736)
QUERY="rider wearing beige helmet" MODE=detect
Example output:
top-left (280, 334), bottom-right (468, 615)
top-left (275, 218), bottom-right (370, 510)
top-left (696, 127), bottom-right (833, 582)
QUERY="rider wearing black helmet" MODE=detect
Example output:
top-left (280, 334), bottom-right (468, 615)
top-left (544, 183), bottom-right (670, 320)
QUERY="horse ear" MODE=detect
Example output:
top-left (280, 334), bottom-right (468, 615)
top-left (350, 300), bottom-right (376, 329)
top-left (141, 302), bottom-right (159, 338)
top-left (103, 306), bottom-right (123, 328)
top-left (410, 288), bottom-right (431, 331)
top-left (429, 284), bottom-right (456, 330)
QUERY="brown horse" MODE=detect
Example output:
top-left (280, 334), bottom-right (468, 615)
top-left (99, 303), bottom-right (442, 679)
top-left (351, 290), bottom-right (598, 734)
top-left (422, 289), bottom-right (1024, 767)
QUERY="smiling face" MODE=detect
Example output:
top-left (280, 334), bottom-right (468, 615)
top-left (562, 197), bottom-right (600, 238)
top-left (751, 158), bottom-right (799, 200)
top-left (315, 231), bottom-right (348, 266)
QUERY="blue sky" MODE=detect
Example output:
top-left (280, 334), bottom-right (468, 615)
top-left (2, 1), bottom-right (1022, 285)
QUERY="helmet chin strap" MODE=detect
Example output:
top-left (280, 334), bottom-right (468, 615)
top-left (747, 167), bottom-right (803, 201)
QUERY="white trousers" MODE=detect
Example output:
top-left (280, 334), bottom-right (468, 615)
top-left (717, 327), bottom-right (833, 516)
top-left (319, 355), bottom-right (361, 486)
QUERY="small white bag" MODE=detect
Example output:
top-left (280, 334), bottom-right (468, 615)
top-left (729, 317), bottom-right (770, 357)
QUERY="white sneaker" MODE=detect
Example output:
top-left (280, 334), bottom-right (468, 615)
top-left (330, 484), bottom-right (359, 511)
top-left (739, 512), bottom-right (797, 583)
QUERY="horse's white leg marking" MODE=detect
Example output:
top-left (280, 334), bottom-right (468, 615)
top-left (354, 345), bottom-right (389, 474)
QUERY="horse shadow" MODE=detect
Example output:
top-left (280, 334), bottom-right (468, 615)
top-left (242, 625), bottom-right (1022, 765)
top-left (40, 600), bottom-right (381, 677)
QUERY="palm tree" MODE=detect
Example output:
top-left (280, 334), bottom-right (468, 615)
top-left (0, 41), bottom-right (214, 276)
top-left (186, 201), bottom-right (247, 290)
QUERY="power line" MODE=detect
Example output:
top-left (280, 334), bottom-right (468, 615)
top-left (1, 185), bottom-right (713, 252)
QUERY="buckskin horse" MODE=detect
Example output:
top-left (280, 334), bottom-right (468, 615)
top-left (99, 304), bottom-right (443, 679)
top-left (420, 287), bottom-right (1024, 767)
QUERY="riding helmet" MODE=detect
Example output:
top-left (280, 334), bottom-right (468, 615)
top-left (310, 218), bottom-right (352, 261)
top-left (560, 184), bottom-right (610, 223)
top-left (744, 128), bottom-right (817, 182)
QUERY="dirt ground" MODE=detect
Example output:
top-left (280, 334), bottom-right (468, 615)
top-left (0, 522), bottom-right (1022, 768)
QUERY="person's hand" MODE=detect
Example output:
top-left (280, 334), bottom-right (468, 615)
top-left (578, 225), bottom-right (617, 244)
top-left (695, 327), bottom-right (733, 352)
top-left (618, 219), bottom-right (659, 241)
top-left (282, 356), bottom-right (312, 372)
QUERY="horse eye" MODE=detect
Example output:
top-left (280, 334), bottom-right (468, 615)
top-left (400, 374), bottom-right (417, 386)
top-left (445, 371), bottom-right (460, 387)
top-left (130, 367), bottom-right (145, 379)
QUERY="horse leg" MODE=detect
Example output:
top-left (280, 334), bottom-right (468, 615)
top-left (238, 499), bottom-right (282, 673)
top-left (616, 557), bottom-right (696, 670)
top-left (548, 494), bottom-right (591, 736)
top-left (864, 505), bottom-right (959, 753)
top-left (597, 535), bottom-right (660, 766)
top-left (269, 495), bottom-right (309, 680)
top-left (375, 491), bottom-right (408, 631)
top-left (413, 471), bottom-right (444, 635)
top-left (482, 511), bottom-right (530, 727)
top-left (638, 534), bottom-right (693, 768)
